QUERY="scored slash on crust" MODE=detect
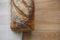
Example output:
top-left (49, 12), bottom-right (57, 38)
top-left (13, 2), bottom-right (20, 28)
top-left (10, 0), bottom-right (34, 30)
top-left (12, 0), bottom-right (28, 20)
top-left (22, 0), bottom-right (32, 10)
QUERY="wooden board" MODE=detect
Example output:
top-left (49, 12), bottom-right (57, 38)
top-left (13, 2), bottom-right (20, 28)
top-left (23, 0), bottom-right (60, 40)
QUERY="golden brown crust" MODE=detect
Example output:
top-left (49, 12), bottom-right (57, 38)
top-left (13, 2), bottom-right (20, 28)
top-left (10, 0), bottom-right (35, 32)
top-left (12, 0), bottom-right (28, 19)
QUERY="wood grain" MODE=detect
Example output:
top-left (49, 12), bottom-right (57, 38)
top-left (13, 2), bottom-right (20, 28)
top-left (23, 0), bottom-right (60, 40)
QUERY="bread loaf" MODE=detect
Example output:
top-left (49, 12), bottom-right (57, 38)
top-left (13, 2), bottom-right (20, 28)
top-left (10, 0), bottom-right (34, 32)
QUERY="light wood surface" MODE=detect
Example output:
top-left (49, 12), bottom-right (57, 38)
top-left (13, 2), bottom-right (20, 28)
top-left (23, 0), bottom-right (60, 40)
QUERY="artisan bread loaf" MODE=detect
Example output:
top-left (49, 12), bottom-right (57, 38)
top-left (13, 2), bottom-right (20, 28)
top-left (10, 0), bottom-right (34, 32)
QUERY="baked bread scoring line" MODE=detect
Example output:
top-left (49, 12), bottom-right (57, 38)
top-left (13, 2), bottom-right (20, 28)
top-left (10, 0), bottom-right (34, 27)
top-left (11, 0), bottom-right (34, 21)
top-left (12, 0), bottom-right (28, 20)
